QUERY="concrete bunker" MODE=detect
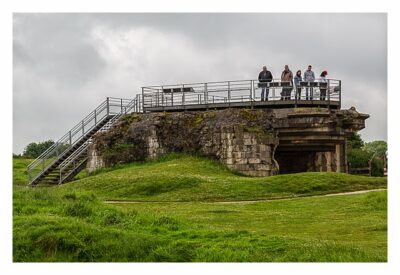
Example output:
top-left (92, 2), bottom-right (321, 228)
top-left (88, 107), bottom-right (368, 176)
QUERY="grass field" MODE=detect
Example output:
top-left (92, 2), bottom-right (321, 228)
top-left (61, 154), bottom-right (387, 202)
top-left (13, 154), bottom-right (387, 262)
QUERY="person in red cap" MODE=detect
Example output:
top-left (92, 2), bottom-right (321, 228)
top-left (319, 70), bottom-right (328, 100)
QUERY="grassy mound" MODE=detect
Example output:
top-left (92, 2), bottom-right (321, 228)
top-left (62, 154), bottom-right (387, 201)
top-left (13, 155), bottom-right (387, 262)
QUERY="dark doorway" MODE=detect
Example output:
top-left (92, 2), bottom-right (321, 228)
top-left (274, 150), bottom-right (316, 174)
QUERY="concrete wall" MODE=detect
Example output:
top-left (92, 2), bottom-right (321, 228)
top-left (87, 107), bottom-right (368, 176)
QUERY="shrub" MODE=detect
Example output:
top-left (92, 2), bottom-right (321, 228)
top-left (348, 148), bottom-right (372, 168)
top-left (371, 157), bottom-right (384, 177)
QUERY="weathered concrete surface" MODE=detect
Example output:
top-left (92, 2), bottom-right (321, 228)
top-left (273, 107), bottom-right (368, 173)
top-left (88, 107), bottom-right (368, 176)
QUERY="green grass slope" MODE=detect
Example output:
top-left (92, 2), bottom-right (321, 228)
top-left (13, 186), bottom-right (387, 262)
top-left (13, 155), bottom-right (387, 262)
top-left (62, 154), bottom-right (387, 202)
top-left (13, 158), bottom-right (33, 186)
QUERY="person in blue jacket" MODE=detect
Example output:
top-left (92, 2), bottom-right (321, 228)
top-left (294, 70), bottom-right (302, 100)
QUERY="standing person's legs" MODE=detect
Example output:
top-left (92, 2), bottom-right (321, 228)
top-left (310, 87), bottom-right (313, 100)
top-left (305, 88), bottom-right (309, 100)
top-left (265, 88), bottom-right (269, 101)
top-left (297, 88), bottom-right (301, 100)
top-left (320, 89), bottom-right (326, 100)
top-left (261, 87), bottom-right (265, 101)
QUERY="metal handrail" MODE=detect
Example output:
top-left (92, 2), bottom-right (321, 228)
top-left (57, 96), bottom-right (140, 184)
top-left (27, 96), bottom-right (141, 184)
top-left (143, 78), bottom-right (342, 89)
top-left (27, 100), bottom-right (109, 167)
top-left (142, 78), bottom-right (341, 110)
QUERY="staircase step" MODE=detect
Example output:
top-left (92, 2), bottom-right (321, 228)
top-left (29, 109), bottom-right (123, 185)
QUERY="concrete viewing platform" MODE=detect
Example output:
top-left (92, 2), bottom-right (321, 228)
top-left (141, 79), bottom-right (341, 112)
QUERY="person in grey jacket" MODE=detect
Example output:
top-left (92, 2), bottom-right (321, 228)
top-left (303, 65), bottom-right (315, 100)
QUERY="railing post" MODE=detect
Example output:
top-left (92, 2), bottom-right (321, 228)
top-left (94, 109), bottom-right (97, 125)
top-left (249, 81), bottom-right (252, 100)
top-left (106, 97), bottom-right (110, 115)
top-left (253, 80), bottom-right (256, 99)
top-left (171, 88), bottom-right (174, 106)
top-left (272, 80), bottom-right (276, 100)
top-left (141, 88), bottom-right (145, 112)
top-left (120, 98), bottom-right (123, 113)
top-left (311, 83), bottom-right (314, 105)
top-left (69, 131), bottom-right (72, 145)
top-left (160, 87), bottom-right (164, 108)
top-left (327, 79), bottom-right (331, 110)
top-left (204, 83), bottom-right (208, 105)
top-left (339, 80), bottom-right (342, 109)
top-left (81, 120), bottom-right (84, 136)
top-left (228, 81), bottom-right (231, 106)
top-left (250, 80), bottom-right (253, 109)
top-left (182, 84), bottom-right (185, 107)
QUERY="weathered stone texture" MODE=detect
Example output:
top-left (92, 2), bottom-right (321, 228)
top-left (87, 107), bottom-right (368, 177)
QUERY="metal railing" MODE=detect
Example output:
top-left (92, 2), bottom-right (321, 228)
top-left (57, 94), bottom-right (142, 184)
top-left (141, 79), bottom-right (341, 110)
top-left (27, 95), bottom-right (142, 185)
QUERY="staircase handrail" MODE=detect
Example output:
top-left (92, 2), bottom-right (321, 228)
top-left (58, 97), bottom-right (139, 171)
top-left (27, 97), bottom-right (137, 183)
top-left (57, 96), bottom-right (140, 184)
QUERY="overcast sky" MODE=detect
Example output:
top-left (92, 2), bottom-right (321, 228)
top-left (12, 13), bottom-right (387, 154)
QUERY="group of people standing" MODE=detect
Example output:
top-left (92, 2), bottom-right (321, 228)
top-left (258, 65), bottom-right (328, 101)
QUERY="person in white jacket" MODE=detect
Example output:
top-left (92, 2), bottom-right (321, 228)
top-left (319, 70), bottom-right (328, 100)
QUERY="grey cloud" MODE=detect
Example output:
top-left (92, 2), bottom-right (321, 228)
top-left (13, 13), bottom-right (387, 154)
top-left (13, 13), bottom-right (105, 88)
top-left (90, 13), bottom-right (387, 80)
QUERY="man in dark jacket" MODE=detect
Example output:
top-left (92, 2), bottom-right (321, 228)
top-left (258, 66), bottom-right (273, 101)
